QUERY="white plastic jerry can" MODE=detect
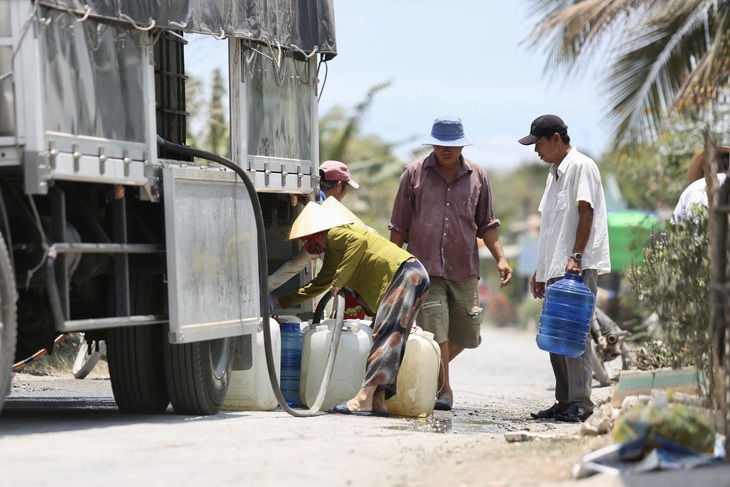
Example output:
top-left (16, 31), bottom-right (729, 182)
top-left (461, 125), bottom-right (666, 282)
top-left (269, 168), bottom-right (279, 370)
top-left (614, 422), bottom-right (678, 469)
top-left (222, 318), bottom-right (281, 411)
top-left (300, 319), bottom-right (373, 410)
top-left (385, 326), bottom-right (441, 418)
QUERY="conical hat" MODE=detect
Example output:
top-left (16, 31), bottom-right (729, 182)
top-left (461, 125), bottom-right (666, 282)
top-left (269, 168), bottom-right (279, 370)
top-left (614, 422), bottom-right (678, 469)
top-left (687, 146), bottom-right (730, 183)
top-left (288, 201), bottom-right (354, 240)
top-left (321, 197), bottom-right (367, 229)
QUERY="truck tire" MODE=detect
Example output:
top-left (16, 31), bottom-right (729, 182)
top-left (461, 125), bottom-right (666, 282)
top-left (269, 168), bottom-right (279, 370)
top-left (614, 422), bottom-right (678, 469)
top-left (0, 237), bottom-right (17, 413)
top-left (107, 325), bottom-right (170, 413)
top-left (164, 337), bottom-right (233, 415)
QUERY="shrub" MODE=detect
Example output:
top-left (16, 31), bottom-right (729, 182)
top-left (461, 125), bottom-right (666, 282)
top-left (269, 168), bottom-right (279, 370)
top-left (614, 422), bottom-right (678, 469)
top-left (626, 209), bottom-right (712, 391)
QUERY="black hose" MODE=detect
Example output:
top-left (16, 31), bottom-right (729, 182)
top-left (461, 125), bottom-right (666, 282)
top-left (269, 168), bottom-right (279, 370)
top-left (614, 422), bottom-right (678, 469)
top-left (155, 137), bottom-right (345, 417)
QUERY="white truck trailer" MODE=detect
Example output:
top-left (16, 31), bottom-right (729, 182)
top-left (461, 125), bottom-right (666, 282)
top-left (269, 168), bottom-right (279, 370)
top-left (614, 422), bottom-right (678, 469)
top-left (0, 0), bottom-right (336, 415)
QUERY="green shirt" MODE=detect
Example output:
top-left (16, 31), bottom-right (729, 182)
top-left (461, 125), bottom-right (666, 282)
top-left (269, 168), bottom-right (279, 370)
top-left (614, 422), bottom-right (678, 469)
top-left (278, 225), bottom-right (413, 312)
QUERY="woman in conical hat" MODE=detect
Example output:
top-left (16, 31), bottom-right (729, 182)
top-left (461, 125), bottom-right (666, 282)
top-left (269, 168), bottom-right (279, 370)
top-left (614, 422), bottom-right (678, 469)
top-left (275, 203), bottom-right (430, 416)
top-left (269, 199), bottom-right (370, 318)
top-left (321, 196), bottom-right (368, 230)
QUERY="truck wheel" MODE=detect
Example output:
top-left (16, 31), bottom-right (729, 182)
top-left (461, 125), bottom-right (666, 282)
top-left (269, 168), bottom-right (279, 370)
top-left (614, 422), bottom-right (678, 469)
top-left (0, 237), bottom-right (17, 413)
top-left (164, 337), bottom-right (233, 415)
top-left (107, 325), bottom-right (170, 413)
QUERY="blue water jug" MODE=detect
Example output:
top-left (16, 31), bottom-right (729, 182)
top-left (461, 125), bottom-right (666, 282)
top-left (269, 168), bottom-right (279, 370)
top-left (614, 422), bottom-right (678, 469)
top-left (536, 273), bottom-right (596, 358)
top-left (279, 322), bottom-right (305, 407)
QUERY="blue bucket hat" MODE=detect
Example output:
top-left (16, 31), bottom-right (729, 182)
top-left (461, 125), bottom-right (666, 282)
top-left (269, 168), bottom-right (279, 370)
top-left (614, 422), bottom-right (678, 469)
top-left (423, 116), bottom-right (473, 147)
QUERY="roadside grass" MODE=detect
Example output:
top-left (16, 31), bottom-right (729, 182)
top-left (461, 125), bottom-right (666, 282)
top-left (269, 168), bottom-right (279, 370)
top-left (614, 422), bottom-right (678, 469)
top-left (15, 334), bottom-right (81, 376)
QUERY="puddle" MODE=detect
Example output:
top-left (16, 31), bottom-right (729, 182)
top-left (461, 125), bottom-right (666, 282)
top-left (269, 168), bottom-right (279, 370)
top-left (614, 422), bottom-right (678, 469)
top-left (388, 413), bottom-right (508, 435)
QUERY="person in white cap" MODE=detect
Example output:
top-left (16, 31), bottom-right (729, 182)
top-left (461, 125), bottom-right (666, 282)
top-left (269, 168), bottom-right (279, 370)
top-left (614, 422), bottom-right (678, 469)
top-left (274, 202), bottom-right (430, 416)
top-left (389, 116), bottom-right (513, 412)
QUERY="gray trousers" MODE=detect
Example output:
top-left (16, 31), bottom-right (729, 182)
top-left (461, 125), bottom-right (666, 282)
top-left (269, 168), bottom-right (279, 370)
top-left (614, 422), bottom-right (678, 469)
top-left (546, 270), bottom-right (597, 412)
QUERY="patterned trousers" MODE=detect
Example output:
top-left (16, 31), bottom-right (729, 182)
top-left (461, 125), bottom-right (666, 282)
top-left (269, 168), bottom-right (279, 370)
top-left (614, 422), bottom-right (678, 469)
top-left (363, 259), bottom-right (430, 399)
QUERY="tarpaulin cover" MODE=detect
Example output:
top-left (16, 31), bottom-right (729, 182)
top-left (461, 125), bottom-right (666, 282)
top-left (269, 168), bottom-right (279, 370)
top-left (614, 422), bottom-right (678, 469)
top-left (607, 210), bottom-right (660, 271)
top-left (35, 0), bottom-right (337, 57)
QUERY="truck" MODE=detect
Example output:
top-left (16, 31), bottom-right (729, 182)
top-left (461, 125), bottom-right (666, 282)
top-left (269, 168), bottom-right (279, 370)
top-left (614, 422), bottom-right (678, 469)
top-left (0, 0), bottom-right (337, 415)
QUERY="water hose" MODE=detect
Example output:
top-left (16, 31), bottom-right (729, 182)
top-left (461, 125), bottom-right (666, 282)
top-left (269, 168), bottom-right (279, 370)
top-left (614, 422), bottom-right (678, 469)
top-left (156, 137), bottom-right (345, 417)
top-left (13, 334), bottom-right (68, 370)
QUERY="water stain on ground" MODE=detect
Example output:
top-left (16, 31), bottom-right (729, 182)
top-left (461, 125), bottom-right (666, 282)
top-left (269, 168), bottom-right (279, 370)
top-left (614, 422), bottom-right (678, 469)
top-left (388, 411), bottom-right (508, 434)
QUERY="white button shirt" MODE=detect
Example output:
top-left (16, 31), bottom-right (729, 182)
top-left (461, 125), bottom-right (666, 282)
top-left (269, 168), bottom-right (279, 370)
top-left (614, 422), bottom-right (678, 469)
top-left (536, 147), bottom-right (611, 282)
top-left (672, 173), bottom-right (726, 222)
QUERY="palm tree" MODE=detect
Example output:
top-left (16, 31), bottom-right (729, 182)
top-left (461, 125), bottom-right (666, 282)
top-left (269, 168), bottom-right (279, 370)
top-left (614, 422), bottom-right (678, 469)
top-left (527, 0), bottom-right (730, 146)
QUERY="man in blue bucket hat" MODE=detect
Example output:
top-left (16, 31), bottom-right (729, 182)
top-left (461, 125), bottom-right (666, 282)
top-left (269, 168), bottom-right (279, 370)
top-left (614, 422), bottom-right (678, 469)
top-left (518, 114), bottom-right (611, 422)
top-left (389, 116), bottom-right (513, 411)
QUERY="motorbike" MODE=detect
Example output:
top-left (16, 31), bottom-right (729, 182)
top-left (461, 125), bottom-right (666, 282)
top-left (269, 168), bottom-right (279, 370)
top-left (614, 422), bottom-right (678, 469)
top-left (589, 307), bottom-right (631, 386)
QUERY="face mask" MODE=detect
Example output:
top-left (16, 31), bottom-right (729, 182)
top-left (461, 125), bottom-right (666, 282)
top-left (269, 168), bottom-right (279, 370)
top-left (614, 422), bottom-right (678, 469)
top-left (301, 232), bottom-right (326, 254)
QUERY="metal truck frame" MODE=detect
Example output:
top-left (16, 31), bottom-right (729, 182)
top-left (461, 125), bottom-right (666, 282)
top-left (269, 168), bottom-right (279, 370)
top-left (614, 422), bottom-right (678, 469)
top-left (0, 0), bottom-right (337, 415)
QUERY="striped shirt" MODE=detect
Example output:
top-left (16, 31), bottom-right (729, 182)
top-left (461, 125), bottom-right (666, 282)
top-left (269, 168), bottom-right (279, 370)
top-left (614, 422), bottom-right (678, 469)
top-left (278, 225), bottom-right (413, 311)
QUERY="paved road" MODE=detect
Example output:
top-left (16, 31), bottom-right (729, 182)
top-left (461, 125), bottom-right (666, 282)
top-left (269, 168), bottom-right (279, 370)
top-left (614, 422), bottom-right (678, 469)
top-left (1, 324), bottom-right (727, 487)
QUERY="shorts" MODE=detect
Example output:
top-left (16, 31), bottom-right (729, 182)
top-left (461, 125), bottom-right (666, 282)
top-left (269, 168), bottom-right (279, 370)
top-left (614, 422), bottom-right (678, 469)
top-left (415, 276), bottom-right (482, 348)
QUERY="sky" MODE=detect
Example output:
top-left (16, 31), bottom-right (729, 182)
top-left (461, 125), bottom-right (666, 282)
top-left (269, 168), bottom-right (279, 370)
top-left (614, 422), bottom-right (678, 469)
top-left (186, 0), bottom-right (612, 173)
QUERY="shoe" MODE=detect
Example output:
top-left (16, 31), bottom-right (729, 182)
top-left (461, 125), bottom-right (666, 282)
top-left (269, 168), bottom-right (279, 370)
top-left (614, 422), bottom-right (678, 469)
top-left (325, 402), bottom-right (391, 417)
top-left (553, 404), bottom-right (592, 422)
top-left (434, 397), bottom-right (453, 411)
top-left (530, 403), bottom-right (566, 419)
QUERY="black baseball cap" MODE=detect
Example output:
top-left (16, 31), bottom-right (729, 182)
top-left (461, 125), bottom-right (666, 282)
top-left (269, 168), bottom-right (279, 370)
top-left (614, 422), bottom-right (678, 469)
top-left (518, 115), bottom-right (568, 145)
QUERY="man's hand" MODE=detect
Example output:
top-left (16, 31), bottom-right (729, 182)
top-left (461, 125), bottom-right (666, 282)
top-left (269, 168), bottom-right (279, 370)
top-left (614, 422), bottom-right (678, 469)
top-left (530, 272), bottom-right (546, 299)
top-left (497, 259), bottom-right (513, 288)
top-left (330, 286), bottom-right (341, 297)
top-left (565, 257), bottom-right (582, 275)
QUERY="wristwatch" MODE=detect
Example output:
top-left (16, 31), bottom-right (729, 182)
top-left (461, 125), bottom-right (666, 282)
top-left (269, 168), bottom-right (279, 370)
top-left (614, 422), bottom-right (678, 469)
top-left (570, 252), bottom-right (583, 261)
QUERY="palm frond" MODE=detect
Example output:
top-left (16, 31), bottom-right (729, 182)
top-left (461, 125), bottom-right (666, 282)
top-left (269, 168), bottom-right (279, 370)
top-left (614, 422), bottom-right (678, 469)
top-left (526, 0), bottom-right (725, 147)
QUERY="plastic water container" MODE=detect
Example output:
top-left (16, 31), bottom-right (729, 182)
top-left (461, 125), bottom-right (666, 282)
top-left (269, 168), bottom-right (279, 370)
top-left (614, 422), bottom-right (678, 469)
top-left (536, 273), bottom-right (596, 358)
top-left (222, 318), bottom-right (281, 411)
top-left (300, 319), bottom-right (373, 410)
top-left (385, 326), bottom-right (441, 417)
top-left (280, 319), bottom-right (305, 407)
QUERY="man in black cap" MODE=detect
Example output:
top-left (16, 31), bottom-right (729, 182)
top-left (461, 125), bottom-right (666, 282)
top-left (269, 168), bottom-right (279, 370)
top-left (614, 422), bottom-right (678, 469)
top-left (518, 114), bottom-right (611, 422)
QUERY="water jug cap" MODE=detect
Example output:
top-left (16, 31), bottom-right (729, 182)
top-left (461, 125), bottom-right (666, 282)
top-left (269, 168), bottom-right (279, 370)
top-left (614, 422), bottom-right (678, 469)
top-left (316, 324), bottom-right (328, 332)
top-left (563, 272), bottom-right (584, 282)
top-left (277, 315), bottom-right (301, 323)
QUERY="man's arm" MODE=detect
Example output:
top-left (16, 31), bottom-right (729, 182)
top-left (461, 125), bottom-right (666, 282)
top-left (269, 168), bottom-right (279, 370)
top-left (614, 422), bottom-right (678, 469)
top-left (567, 200), bottom-right (594, 274)
top-left (481, 227), bottom-right (512, 288)
top-left (390, 230), bottom-right (406, 248)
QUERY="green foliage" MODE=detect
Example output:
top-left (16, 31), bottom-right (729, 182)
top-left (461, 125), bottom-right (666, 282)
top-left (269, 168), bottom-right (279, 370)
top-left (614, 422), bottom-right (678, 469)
top-left (319, 82), bottom-right (406, 234)
top-left (632, 340), bottom-right (679, 370)
top-left (185, 69), bottom-right (230, 158)
top-left (602, 121), bottom-right (710, 210)
top-left (526, 0), bottom-right (730, 147)
top-left (627, 210), bottom-right (710, 378)
top-left (489, 163), bottom-right (549, 223)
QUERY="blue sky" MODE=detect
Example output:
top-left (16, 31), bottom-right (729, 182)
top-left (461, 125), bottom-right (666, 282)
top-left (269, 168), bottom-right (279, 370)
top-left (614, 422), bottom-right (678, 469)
top-left (186, 0), bottom-right (612, 172)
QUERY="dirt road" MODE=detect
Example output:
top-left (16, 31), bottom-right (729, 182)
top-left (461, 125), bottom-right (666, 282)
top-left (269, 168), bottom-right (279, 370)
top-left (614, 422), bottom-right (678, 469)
top-left (0, 324), bottom-right (619, 486)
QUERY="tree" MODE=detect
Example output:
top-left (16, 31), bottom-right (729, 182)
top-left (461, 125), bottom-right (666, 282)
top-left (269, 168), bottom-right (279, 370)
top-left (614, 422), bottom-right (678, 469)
top-left (527, 0), bottom-right (730, 147)
top-left (185, 69), bottom-right (229, 158)
top-left (319, 81), bottom-right (407, 234)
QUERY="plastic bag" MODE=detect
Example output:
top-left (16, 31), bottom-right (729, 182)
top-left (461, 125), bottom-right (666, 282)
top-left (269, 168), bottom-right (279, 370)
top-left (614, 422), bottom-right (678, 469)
top-left (612, 394), bottom-right (716, 460)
